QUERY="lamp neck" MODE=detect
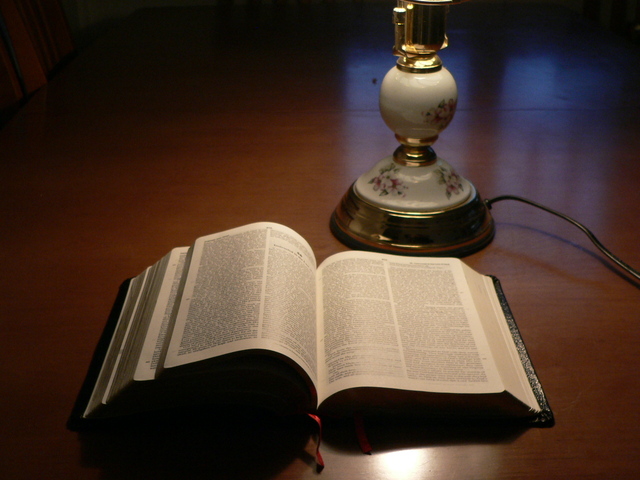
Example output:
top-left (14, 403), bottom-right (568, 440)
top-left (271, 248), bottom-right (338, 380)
top-left (393, 1), bottom-right (449, 73)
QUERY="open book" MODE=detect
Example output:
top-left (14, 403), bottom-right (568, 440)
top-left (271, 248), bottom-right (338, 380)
top-left (69, 222), bottom-right (553, 429)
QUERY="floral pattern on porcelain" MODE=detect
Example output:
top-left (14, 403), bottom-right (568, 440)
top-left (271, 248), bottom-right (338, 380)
top-left (423, 99), bottom-right (457, 131)
top-left (436, 166), bottom-right (464, 198)
top-left (369, 163), bottom-right (408, 198)
top-left (368, 162), bottom-right (465, 201)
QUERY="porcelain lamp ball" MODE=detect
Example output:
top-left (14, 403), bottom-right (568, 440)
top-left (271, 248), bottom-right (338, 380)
top-left (380, 64), bottom-right (458, 141)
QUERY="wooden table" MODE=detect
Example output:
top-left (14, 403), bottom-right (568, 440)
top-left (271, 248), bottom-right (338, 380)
top-left (1, 2), bottom-right (639, 478)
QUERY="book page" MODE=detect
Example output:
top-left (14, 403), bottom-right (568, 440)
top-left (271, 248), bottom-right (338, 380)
top-left (164, 223), bottom-right (318, 386)
top-left (133, 247), bottom-right (189, 381)
top-left (84, 269), bottom-right (149, 415)
top-left (316, 252), bottom-right (504, 404)
top-left (461, 267), bottom-right (541, 411)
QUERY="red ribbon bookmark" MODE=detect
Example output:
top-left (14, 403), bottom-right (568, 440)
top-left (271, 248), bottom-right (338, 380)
top-left (307, 413), bottom-right (325, 471)
top-left (354, 412), bottom-right (372, 454)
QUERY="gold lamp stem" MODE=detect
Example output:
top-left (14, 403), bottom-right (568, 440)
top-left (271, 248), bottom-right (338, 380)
top-left (394, 2), bottom-right (448, 68)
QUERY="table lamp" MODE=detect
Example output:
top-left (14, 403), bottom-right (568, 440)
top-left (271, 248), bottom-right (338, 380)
top-left (331, 0), bottom-right (494, 256)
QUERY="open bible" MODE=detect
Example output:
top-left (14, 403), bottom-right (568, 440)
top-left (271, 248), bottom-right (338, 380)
top-left (69, 222), bottom-right (553, 429)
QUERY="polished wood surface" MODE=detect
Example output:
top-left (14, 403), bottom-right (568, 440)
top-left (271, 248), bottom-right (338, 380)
top-left (1, 2), bottom-right (640, 478)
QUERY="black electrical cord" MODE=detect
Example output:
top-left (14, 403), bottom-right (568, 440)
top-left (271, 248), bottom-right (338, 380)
top-left (485, 195), bottom-right (640, 282)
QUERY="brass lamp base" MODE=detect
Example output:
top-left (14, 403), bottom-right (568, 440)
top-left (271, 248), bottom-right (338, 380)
top-left (331, 183), bottom-right (495, 257)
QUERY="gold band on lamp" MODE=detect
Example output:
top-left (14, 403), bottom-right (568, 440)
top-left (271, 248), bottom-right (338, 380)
top-left (331, 0), bottom-right (494, 256)
top-left (331, 184), bottom-right (494, 256)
